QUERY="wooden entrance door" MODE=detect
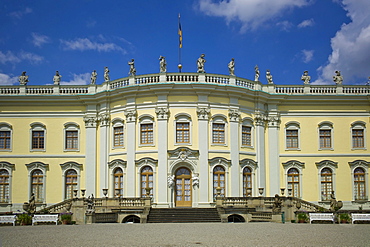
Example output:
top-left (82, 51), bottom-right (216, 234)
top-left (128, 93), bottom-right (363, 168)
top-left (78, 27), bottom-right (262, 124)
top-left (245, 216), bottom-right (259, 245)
top-left (175, 167), bottom-right (192, 207)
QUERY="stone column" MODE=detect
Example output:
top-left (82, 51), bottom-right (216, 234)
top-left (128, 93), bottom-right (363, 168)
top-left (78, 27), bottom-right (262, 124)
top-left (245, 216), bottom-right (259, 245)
top-left (229, 109), bottom-right (240, 196)
top-left (254, 112), bottom-right (266, 196)
top-left (125, 109), bottom-right (137, 197)
top-left (155, 104), bottom-right (169, 207)
top-left (268, 113), bottom-right (280, 196)
top-left (83, 114), bottom-right (98, 196)
top-left (98, 112), bottom-right (110, 197)
top-left (197, 105), bottom-right (210, 207)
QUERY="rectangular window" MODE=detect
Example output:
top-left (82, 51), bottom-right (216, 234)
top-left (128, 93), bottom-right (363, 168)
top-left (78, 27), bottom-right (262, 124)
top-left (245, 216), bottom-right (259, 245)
top-left (286, 130), bottom-right (298, 149)
top-left (176, 123), bottom-right (190, 143)
top-left (319, 130), bottom-right (331, 149)
top-left (352, 129), bottom-right (364, 148)
top-left (212, 123), bottom-right (225, 144)
top-left (241, 126), bottom-right (251, 146)
top-left (0, 131), bottom-right (11, 150)
top-left (65, 130), bottom-right (78, 150)
top-left (113, 126), bottom-right (124, 147)
top-left (140, 123), bottom-right (153, 144)
top-left (32, 131), bottom-right (45, 149)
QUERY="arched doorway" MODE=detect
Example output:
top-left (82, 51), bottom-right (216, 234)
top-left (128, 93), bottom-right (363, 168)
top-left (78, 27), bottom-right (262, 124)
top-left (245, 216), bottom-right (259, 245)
top-left (175, 167), bottom-right (192, 207)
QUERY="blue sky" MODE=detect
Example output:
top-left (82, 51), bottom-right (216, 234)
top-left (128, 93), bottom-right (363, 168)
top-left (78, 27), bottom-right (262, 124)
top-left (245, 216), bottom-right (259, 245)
top-left (1, 0), bottom-right (369, 86)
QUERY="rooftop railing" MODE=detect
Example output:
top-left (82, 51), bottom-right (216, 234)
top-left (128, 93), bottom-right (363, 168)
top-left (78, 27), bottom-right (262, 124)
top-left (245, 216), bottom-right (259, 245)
top-left (1, 73), bottom-right (369, 96)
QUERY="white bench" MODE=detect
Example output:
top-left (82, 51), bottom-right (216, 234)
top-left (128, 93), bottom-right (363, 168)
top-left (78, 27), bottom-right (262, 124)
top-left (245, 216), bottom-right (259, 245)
top-left (351, 213), bottom-right (370, 224)
top-left (32, 214), bottom-right (59, 226)
top-left (309, 213), bottom-right (335, 224)
top-left (0, 215), bottom-right (17, 226)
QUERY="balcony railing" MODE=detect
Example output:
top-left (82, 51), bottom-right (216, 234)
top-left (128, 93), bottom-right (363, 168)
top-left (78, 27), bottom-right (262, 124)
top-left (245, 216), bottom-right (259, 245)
top-left (1, 73), bottom-right (369, 96)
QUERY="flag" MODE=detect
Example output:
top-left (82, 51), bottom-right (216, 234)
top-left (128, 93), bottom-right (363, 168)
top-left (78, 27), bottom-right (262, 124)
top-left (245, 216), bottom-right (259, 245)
top-left (178, 14), bottom-right (182, 48)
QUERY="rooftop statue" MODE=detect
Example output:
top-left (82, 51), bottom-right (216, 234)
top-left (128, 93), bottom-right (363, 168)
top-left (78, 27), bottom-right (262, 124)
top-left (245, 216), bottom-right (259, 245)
top-left (197, 54), bottom-right (206, 73)
top-left (301, 70), bottom-right (311, 84)
top-left (333, 70), bottom-right (343, 85)
top-left (53, 71), bottom-right (62, 85)
top-left (128, 59), bottom-right (136, 76)
top-left (19, 71), bottom-right (29, 85)
top-left (104, 67), bottom-right (110, 82)
top-left (266, 70), bottom-right (273, 84)
top-left (254, 65), bottom-right (260, 81)
top-left (228, 58), bottom-right (235, 76)
top-left (159, 56), bottom-right (167, 73)
top-left (90, 70), bottom-right (97, 85)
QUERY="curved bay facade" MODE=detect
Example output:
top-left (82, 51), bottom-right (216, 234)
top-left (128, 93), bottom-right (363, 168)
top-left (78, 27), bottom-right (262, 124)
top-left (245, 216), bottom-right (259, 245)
top-left (0, 73), bottom-right (369, 211)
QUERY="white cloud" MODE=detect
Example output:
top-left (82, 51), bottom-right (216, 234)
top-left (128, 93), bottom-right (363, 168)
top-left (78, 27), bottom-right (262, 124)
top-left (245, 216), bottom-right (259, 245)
top-left (0, 73), bottom-right (18, 85)
top-left (0, 50), bottom-right (43, 65)
top-left (31, 33), bottom-right (51, 47)
top-left (60, 73), bottom-right (90, 85)
top-left (277, 21), bottom-right (294, 31)
top-left (302, 49), bottom-right (314, 63)
top-left (298, 19), bottom-right (314, 28)
top-left (315, 0), bottom-right (370, 85)
top-left (197, 0), bottom-right (311, 32)
top-left (60, 38), bottom-right (126, 54)
top-left (8, 7), bottom-right (32, 19)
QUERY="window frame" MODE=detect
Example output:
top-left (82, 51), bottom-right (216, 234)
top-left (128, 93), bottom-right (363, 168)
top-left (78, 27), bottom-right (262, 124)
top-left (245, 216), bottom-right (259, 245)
top-left (174, 113), bottom-right (192, 145)
top-left (30, 123), bottom-right (46, 152)
top-left (282, 160), bottom-right (305, 198)
top-left (285, 122), bottom-right (300, 150)
top-left (60, 162), bottom-right (82, 200)
top-left (241, 118), bottom-right (254, 148)
top-left (112, 118), bottom-right (125, 149)
top-left (64, 122), bottom-right (80, 151)
top-left (26, 162), bottom-right (48, 204)
top-left (0, 162), bottom-right (14, 204)
top-left (64, 169), bottom-right (78, 200)
top-left (213, 165), bottom-right (226, 198)
top-left (349, 160), bottom-right (369, 202)
top-left (138, 115), bottom-right (155, 147)
top-left (318, 122), bottom-right (334, 150)
top-left (0, 123), bottom-right (12, 151)
top-left (108, 159), bottom-right (126, 197)
top-left (211, 115), bottom-right (228, 146)
top-left (239, 159), bottom-right (257, 197)
top-left (351, 121), bottom-right (366, 150)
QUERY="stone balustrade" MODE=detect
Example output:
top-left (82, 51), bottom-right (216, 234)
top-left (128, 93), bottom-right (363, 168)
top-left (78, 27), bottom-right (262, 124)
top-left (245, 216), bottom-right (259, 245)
top-left (1, 73), bottom-right (369, 96)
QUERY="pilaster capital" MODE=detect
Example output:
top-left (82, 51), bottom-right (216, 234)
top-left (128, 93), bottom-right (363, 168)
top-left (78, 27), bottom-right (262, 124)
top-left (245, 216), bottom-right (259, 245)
top-left (228, 109), bottom-right (240, 122)
top-left (254, 112), bottom-right (267, 126)
top-left (98, 112), bottom-right (110, 126)
top-left (124, 109), bottom-right (137, 122)
top-left (267, 114), bottom-right (281, 127)
top-left (83, 115), bottom-right (98, 128)
top-left (155, 107), bottom-right (169, 120)
top-left (197, 107), bottom-right (210, 120)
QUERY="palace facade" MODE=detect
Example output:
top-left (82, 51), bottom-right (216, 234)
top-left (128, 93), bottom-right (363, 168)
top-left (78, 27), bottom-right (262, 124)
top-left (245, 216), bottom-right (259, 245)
top-left (0, 72), bottom-right (369, 212)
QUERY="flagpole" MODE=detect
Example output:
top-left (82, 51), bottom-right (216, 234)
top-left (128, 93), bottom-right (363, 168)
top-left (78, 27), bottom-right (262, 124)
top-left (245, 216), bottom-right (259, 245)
top-left (178, 13), bottom-right (182, 73)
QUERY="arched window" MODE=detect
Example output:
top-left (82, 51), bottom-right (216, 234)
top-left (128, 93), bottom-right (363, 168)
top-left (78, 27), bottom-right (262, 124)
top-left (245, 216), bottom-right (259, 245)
top-left (287, 168), bottom-right (300, 197)
top-left (321, 168), bottom-right (333, 201)
top-left (0, 169), bottom-right (9, 202)
top-left (114, 167), bottom-right (123, 197)
top-left (213, 166), bottom-right (225, 197)
top-left (354, 167), bottom-right (366, 200)
top-left (141, 166), bottom-right (153, 197)
top-left (65, 169), bottom-right (78, 199)
top-left (31, 169), bottom-right (44, 203)
top-left (243, 167), bottom-right (252, 196)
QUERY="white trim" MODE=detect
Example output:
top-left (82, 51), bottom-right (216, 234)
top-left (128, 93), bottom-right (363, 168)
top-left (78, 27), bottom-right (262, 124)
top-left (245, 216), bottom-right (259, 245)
top-left (112, 118), bottom-right (125, 149)
top-left (316, 160), bottom-right (337, 201)
top-left (241, 117), bottom-right (254, 148)
top-left (350, 121), bottom-right (367, 150)
top-left (239, 159), bottom-right (258, 197)
top-left (138, 115), bottom-right (155, 147)
top-left (30, 122), bottom-right (46, 152)
top-left (209, 158), bottom-right (230, 199)
top-left (108, 159), bottom-right (127, 197)
top-left (318, 121), bottom-right (334, 151)
top-left (282, 160), bottom-right (305, 198)
top-left (26, 162), bottom-right (49, 204)
top-left (174, 113), bottom-right (192, 146)
top-left (0, 162), bottom-right (15, 204)
top-left (60, 162), bottom-right (82, 200)
top-left (210, 115), bottom-right (228, 146)
top-left (349, 160), bottom-right (369, 201)
top-left (285, 121), bottom-right (300, 150)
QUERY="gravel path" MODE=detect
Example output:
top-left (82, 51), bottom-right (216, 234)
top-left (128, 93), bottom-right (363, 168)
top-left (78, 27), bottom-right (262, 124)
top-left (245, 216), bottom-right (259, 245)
top-left (1, 222), bottom-right (369, 246)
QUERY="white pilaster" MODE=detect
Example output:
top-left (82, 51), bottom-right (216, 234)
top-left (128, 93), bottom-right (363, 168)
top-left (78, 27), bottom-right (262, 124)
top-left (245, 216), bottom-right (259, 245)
top-left (197, 104), bottom-right (210, 206)
top-left (98, 111), bottom-right (110, 197)
top-left (268, 113), bottom-right (280, 196)
top-left (83, 113), bottom-right (97, 197)
top-left (254, 112), bottom-right (266, 196)
top-left (229, 108), bottom-right (240, 196)
top-left (125, 108), bottom-right (137, 197)
top-left (155, 97), bottom-right (169, 207)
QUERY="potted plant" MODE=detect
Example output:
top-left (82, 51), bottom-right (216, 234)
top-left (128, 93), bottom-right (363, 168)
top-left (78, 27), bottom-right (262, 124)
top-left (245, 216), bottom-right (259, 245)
top-left (60, 212), bottom-right (73, 225)
top-left (297, 212), bottom-right (308, 223)
top-left (339, 213), bottom-right (350, 224)
top-left (17, 214), bottom-right (32, 225)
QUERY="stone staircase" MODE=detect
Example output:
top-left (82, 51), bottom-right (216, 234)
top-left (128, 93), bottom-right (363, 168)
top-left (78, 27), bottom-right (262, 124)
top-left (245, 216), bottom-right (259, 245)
top-left (147, 208), bottom-right (221, 223)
